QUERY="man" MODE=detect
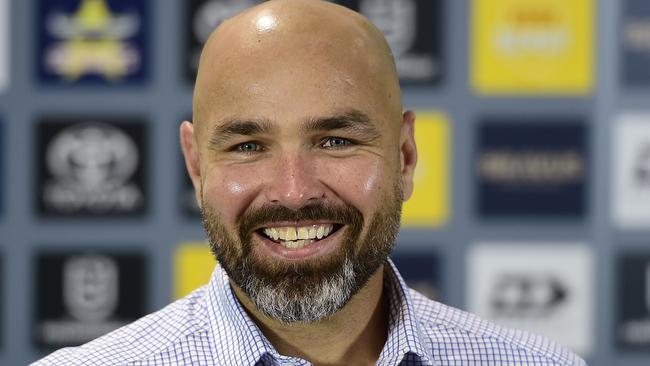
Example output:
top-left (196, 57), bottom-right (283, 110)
top-left (35, 0), bottom-right (587, 365)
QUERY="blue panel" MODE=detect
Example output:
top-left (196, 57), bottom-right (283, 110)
top-left (37, 0), bottom-right (148, 85)
top-left (622, 0), bottom-right (650, 87)
top-left (616, 251), bottom-right (650, 349)
top-left (476, 120), bottom-right (588, 218)
top-left (390, 252), bottom-right (442, 301)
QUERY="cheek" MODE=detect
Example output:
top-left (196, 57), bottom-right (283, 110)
top-left (202, 167), bottom-right (261, 221)
top-left (322, 158), bottom-right (388, 210)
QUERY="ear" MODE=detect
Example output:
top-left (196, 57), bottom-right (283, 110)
top-left (399, 111), bottom-right (417, 201)
top-left (180, 121), bottom-right (202, 209)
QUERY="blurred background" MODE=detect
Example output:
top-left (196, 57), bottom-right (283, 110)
top-left (0, 0), bottom-right (648, 364)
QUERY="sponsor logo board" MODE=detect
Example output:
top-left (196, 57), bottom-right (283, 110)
top-left (467, 243), bottom-right (594, 356)
top-left (617, 252), bottom-right (650, 349)
top-left (37, 0), bottom-right (148, 84)
top-left (390, 252), bottom-right (441, 301)
top-left (621, 0), bottom-right (650, 86)
top-left (471, 0), bottom-right (594, 94)
top-left (36, 118), bottom-right (147, 217)
top-left (185, 0), bottom-right (262, 82)
top-left (174, 243), bottom-right (215, 299)
top-left (333, 0), bottom-right (442, 84)
top-left (34, 251), bottom-right (146, 348)
top-left (612, 114), bottom-right (650, 228)
top-left (476, 120), bottom-right (587, 218)
top-left (401, 111), bottom-right (449, 227)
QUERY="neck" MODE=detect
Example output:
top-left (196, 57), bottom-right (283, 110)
top-left (231, 265), bottom-right (389, 366)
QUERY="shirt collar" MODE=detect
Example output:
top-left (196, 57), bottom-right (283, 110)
top-left (205, 259), bottom-right (434, 366)
top-left (206, 265), bottom-right (275, 365)
top-left (378, 258), bottom-right (434, 366)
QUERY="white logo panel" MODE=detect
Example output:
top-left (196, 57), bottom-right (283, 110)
top-left (613, 114), bottom-right (650, 228)
top-left (0, 0), bottom-right (8, 93)
top-left (467, 243), bottom-right (594, 356)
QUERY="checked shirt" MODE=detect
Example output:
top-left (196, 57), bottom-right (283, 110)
top-left (33, 259), bottom-right (587, 366)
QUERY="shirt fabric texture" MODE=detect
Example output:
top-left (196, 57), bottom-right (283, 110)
top-left (33, 259), bottom-right (587, 366)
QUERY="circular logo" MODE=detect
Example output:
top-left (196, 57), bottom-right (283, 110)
top-left (46, 122), bottom-right (139, 191)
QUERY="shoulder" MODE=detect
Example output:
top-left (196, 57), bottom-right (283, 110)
top-left (408, 289), bottom-right (587, 366)
top-left (31, 286), bottom-right (212, 366)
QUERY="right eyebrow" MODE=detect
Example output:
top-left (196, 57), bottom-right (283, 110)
top-left (208, 118), bottom-right (275, 148)
top-left (302, 109), bottom-right (381, 141)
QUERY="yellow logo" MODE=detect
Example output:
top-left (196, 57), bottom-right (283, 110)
top-left (401, 111), bottom-right (450, 227)
top-left (45, 0), bottom-right (140, 81)
top-left (471, 0), bottom-right (594, 94)
top-left (174, 243), bottom-right (216, 299)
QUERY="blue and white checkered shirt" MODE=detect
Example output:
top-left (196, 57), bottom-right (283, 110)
top-left (33, 259), bottom-right (587, 365)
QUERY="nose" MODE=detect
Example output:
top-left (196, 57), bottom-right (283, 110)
top-left (264, 151), bottom-right (326, 210)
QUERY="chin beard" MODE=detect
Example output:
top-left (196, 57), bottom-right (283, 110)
top-left (201, 186), bottom-right (402, 323)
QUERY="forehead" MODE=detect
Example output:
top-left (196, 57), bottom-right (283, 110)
top-left (203, 54), bottom-right (388, 123)
top-left (193, 23), bottom-right (400, 135)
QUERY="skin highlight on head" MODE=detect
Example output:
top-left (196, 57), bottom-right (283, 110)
top-left (180, 0), bottom-right (417, 365)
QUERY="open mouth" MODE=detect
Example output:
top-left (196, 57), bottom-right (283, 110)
top-left (256, 223), bottom-right (343, 249)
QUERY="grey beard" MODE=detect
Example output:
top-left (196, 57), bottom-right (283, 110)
top-left (238, 257), bottom-right (356, 323)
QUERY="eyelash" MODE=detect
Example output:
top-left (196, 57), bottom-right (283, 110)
top-left (321, 137), bottom-right (352, 149)
top-left (234, 141), bottom-right (263, 153)
top-left (230, 137), bottom-right (353, 154)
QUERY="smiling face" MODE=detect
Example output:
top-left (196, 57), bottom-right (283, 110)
top-left (181, 0), bottom-right (417, 323)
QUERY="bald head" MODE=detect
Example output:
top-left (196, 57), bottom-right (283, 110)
top-left (192, 0), bottom-right (402, 136)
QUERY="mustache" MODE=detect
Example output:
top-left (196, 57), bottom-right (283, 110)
top-left (237, 202), bottom-right (363, 239)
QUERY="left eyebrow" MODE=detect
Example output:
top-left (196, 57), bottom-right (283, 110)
top-left (302, 110), bottom-right (381, 140)
top-left (208, 118), bottom-right (275, 147)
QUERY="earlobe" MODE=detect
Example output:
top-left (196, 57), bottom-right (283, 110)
top-left (180, 121), bottom-right (202, 207)
top-left (400, 111), bottom-right (417, 201)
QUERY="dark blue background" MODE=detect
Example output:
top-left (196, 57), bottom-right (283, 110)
top-left (476, 120), bottom-right (588, 218)
top-left (37, 0), bottom-right (148, 85)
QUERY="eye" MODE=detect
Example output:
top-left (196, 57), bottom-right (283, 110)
top-left (321, 137), bottom-right (351, 149)
top-left (235, 142), bottom-right (263, 152)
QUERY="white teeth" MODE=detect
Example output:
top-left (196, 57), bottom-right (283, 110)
top-left (264, 228), bottom-right (279, 240)
top-left (297, 227), bottom-right (309, 240)
top-left (262, 224), bottom-right (335, 248)
top-left (286, 228), bottom-right (298, 241)
top-left (283, 239), bottom-right (314, 249)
